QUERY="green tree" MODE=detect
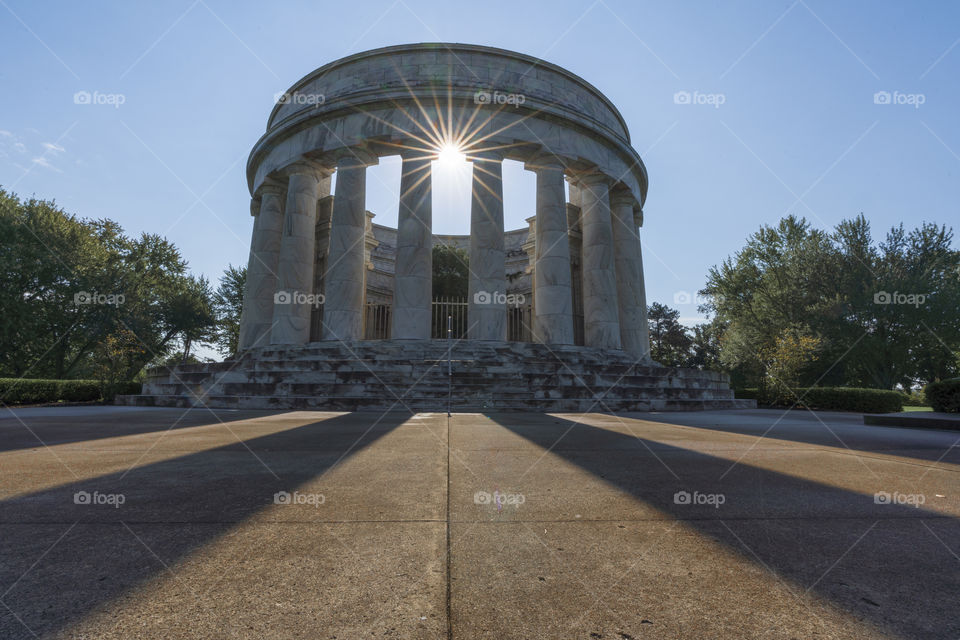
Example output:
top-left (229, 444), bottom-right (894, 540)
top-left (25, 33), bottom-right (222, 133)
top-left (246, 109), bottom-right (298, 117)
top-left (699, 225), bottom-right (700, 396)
top-left (432, 243), bottom-right (469, 298)
top-left (687, 319), bottom-right (724, 371)
top-left (167, 274), bottom-right (216, 365)
top-left (92, 327), bottom-right (147, 400)
top-left (761, 328), bottom-right (822, 403)
top-left (0, 189), bottom-right (120, 378)
top-left (854, 221), bottom-right (960, 387)
top-left (212, 264), bottom-right (246, 356)
top-left (647, 302), bottom-right (692, 367)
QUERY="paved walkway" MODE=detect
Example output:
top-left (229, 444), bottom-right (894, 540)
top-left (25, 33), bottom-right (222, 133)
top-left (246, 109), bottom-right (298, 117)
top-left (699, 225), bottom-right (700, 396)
top-left (0, 407), bottom-right (957, 639)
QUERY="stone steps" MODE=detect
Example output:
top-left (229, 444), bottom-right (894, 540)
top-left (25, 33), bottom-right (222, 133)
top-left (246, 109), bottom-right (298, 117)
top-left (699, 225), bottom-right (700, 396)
top-left (143, 373), bottom-right (733, 391)
top-left (152, 365), bottom-right (727, 383)
top-left (142, 381), bottom-right (734, 400)
top-left (118, 340), bottom-right (753, 412)
top-left (170, 361), bottom-right (695, 375)
top-left (118, 394), bottom-right (755, 413)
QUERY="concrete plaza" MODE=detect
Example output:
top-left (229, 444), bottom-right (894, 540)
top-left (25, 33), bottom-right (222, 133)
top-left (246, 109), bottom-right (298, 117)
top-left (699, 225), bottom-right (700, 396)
top-left (0, 407), bottom-right (957, 639)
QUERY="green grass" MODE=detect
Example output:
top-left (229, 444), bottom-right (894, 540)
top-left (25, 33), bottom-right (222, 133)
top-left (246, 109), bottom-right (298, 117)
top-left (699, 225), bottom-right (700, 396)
top-left (902, 406), bottom-right (934, 412)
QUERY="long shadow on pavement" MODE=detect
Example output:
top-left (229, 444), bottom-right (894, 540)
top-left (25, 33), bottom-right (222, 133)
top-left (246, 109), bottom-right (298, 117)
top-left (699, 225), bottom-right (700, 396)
top-left (0, 407), bottom-right (293, 453)
top-left (624, 408), bottom-right (960, 465)
top-left (0, 410), bottom-right (413, 639)
top-left (487, 412), bottom-right (960, 639)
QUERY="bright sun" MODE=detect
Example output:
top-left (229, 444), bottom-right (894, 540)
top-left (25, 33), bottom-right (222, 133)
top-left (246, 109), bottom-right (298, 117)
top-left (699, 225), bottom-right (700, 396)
top-left (437, 143), bottom-right (465, 165)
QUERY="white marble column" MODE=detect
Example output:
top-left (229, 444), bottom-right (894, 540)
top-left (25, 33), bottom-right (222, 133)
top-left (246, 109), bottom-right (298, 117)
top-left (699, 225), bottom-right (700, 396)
top-left (238, 181), bottom-right (285, 350)
top-left (578, 174), bottom-right (622, 349)
top-left (322, 151), bottom-right (376, 341)
top-left (467, 150), bottom-right (507, 341)
top-left (392, 152), bottom-right (433, 339)
top-left (611, 190), bottom-right (651, 360)
top-left (271, 162), bottom-right (324, 345)
top-left (528, 158), bottom-right (574, 344)
top-left (635, 210), bottom-right (651, 360)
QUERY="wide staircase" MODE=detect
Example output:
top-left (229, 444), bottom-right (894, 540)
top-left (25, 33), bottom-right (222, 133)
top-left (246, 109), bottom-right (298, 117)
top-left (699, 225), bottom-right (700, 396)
top-left (117, 341), bottom-right (755, 412)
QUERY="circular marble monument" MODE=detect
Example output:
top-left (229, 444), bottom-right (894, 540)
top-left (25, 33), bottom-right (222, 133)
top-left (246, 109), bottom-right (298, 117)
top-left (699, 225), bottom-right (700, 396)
top-left (240, 42), bottom-right (649, 356)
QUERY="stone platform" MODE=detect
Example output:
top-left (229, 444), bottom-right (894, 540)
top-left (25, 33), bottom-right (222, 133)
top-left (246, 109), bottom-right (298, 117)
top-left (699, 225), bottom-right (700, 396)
top-left (117, 340), bottom-right (754, 412)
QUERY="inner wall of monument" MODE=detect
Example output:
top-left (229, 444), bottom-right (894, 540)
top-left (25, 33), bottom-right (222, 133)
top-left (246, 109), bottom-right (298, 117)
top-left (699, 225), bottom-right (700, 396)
top-left (308, 192), bottom-right (587, 344)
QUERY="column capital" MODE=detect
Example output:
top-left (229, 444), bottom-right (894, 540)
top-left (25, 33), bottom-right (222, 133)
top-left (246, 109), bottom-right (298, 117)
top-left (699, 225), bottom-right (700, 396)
top-left (575, 172), bottom-right (612, 188)
top-left (254, 179), bottom-right (287, 200)
top-left (331, 147), bottom-right (379, 169)
top-left (524, 150), bottom-right (567, 173)
top-left (251, 179), bottom-right (286, 217)
top-left (280, 159), bottom-right (329, 179)
top-left (609, 188), bottom-right (636, 209)
top-left (468, 147), bottom-right (506, 163)
top-left (396, 145), bottom-right (434, 162)
top-left (634, 208), bottom-right (644, 228)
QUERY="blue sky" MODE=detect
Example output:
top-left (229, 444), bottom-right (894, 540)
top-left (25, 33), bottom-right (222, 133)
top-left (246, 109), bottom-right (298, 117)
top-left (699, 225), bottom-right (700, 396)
top-left (2, 0), bottom-right (958, 330)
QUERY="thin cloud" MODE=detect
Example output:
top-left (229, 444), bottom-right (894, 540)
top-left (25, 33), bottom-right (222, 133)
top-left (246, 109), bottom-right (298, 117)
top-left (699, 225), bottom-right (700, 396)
top-left (42, 142), bottom-right (66, 153)
top-left (31, 156), bottom-right (62, 172)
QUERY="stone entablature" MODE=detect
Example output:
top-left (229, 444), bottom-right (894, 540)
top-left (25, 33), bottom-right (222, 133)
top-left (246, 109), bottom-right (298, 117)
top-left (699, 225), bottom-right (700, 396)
top-left (247, 44), bottom-right (646, 208)
top-left (267, 44), bottom-right (631, 143)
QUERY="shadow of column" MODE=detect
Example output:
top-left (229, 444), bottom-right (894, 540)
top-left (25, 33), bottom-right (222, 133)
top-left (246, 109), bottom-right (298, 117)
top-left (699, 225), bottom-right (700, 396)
top-left (0, 408), bottom-right (291, 453)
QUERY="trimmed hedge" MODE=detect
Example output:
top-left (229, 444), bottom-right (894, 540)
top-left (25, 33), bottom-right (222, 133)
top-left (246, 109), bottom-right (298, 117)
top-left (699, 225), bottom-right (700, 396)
top-left (925, 379), bottom-right (960, 413)
top-left (0, 379), bottom-right (141, 405)
top-left (735, 386), bottom-right (904, 413)
top-left (798, 387), bottom-right (904, 413)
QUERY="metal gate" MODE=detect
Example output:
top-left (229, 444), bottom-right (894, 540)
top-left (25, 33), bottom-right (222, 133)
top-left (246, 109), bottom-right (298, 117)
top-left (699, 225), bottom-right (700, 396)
top-left (431, 297), bottom-right (468, 339)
